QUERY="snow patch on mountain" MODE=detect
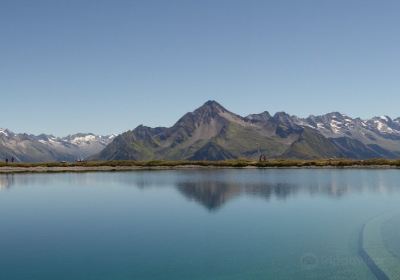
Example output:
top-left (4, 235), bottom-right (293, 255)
top-left (0, 129), bottom-right (8, 137)
top-left (70, 135), bottom-right (97, 144)
top-left (0, 130), bottom-right (116, 162)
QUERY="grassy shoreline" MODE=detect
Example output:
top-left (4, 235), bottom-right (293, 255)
top-left (0, 159), bottom-right (399, 173)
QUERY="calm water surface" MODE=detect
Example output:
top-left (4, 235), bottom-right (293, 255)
top-left (0, 169), bottom-right (399, 279)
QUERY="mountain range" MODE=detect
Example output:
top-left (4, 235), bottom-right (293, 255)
top-left (1, 101), bottom-right (400, 162)
top-left (0, 130), bottom-right (115, 162)
top-left (92, 101), bottom-right (400, 161)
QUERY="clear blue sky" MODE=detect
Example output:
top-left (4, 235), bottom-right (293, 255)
top-left (1, 0), bottom-right (400, 136)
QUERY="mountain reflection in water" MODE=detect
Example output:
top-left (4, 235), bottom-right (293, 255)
top-left (0, 174), bottom-right (14, 190)
top-left (0, 170), bottom-right (399, 211)
top-left (177, 181), bottom-right (294, 210)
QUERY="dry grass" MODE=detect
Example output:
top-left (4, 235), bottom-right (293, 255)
top-left (0, 158), bottom-right (399, 169)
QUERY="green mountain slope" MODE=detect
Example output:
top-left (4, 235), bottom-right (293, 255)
top-left (282, 128), bottom-right (345, 159)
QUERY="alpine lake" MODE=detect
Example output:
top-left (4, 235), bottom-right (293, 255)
top-left (1, 169), bottom-right (400, 280)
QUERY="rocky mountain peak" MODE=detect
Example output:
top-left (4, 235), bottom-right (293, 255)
top-left (0, 128), bottom-right (13, 138)
top-left (273, 112), bottom-right (293, 122)
top-left (245, 111), bottom-right (272, 122)
top-left (194, 100), bottom-right (227, 116)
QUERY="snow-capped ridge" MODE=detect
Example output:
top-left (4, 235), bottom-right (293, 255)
top-left (0, 130), bottom-right (116, 162)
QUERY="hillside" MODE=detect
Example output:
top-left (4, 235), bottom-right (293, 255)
top-left (93, 101), bottom-right (400, 160)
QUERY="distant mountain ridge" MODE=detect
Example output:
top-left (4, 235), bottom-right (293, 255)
top-left (0, 130), bottom-right (115, 162)
top-left (2, 101), bottom-right (400, 162)
top-left (93, 101), bottom-right (400, 161)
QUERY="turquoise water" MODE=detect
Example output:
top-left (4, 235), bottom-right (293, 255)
top-left (0, 169), bottom-right (400, 279)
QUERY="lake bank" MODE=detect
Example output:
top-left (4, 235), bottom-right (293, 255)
top-left (0, 159), bottom-right (400, 173)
